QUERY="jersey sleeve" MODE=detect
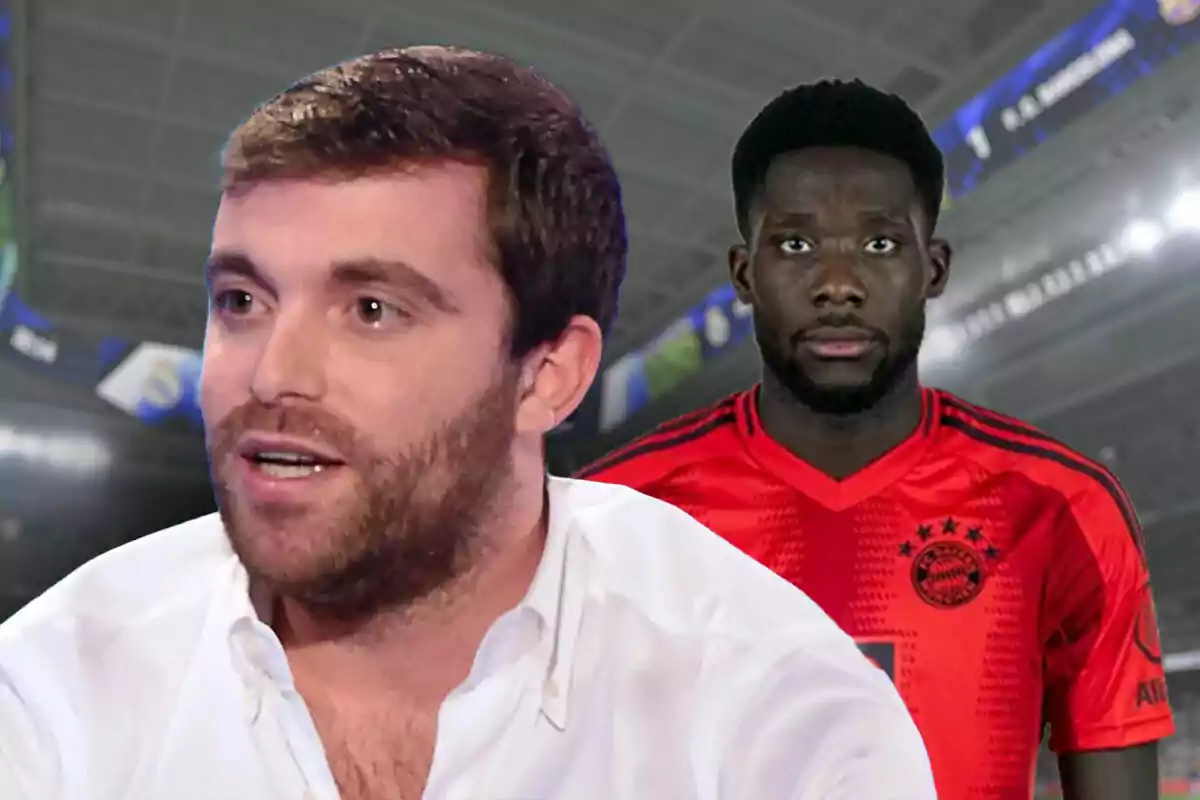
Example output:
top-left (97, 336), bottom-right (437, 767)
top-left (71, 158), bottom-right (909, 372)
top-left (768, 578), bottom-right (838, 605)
top-left (574, 398), bottom-right (743, 491)
top-left (573, 443), bottom-right (663, 490)
top-left (1041, 477), bottom-right (1174, 753)
top-left (574, 429), bottom-right (706, 492)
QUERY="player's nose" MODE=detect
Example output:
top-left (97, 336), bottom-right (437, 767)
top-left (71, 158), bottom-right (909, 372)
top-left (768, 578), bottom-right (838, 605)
top-left (810, 257), bottom-right (867, 308)
top-left (249, 313), bottom-right (330, 404)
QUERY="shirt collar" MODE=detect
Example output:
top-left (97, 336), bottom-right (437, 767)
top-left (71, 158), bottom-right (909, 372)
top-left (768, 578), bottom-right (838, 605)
top-left (217, 476), bottom-right (591, 730)
top-left (520, 477), bottom-right (589, 730)
top-left (736, 384), bottom-right (940, 510)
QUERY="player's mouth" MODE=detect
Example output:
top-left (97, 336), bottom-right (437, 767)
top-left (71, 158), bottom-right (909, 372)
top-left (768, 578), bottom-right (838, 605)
top-left (247, 452), bottom-right (336, 478)
top-left (800, 327), bottom-right (879, 360)
top-left (239, 435), bottom-right (345, 477)
top-left (233, 435), bottom-right (349, 502)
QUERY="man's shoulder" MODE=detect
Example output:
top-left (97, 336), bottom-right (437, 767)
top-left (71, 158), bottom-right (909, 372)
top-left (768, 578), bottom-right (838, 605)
top-left (561, 482), bottom-right (926, 789)
top-left (559, 477), bottom-right (850, 650)
top-left (934, 391), bottom-right (1130, 503)
top-left (0, 515), bottom-right (246, 796)
top-left (574, 394), bottom-right (745, 488)
top-left (0, 514), bottom-right (234, 661)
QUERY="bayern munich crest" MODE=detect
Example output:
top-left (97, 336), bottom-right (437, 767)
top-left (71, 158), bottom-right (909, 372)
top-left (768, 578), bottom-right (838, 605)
top-left (898, 519), bottom-right (1000, 609)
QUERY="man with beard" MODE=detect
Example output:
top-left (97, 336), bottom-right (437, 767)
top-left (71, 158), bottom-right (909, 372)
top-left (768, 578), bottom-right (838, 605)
top-left (580, 80), bottom-right (1173, 800)
top-left (0, 51), bottom-right (935, 800)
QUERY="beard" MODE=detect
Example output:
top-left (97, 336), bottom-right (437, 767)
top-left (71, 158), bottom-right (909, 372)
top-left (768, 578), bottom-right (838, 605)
top-left (207, 370), bottom-right (519, 623)
top-left (756, 308), bottom-right (925, 416)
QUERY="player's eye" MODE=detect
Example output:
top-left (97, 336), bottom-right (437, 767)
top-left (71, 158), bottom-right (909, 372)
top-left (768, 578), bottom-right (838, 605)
top-left (353, 296), bottom-right (407, 329)
top-left (211, 289), bottom-right (256, 316)
top-left (779, 237), bottom-right (815, 255)
top-left (864, 236), bottom-right (900, 255)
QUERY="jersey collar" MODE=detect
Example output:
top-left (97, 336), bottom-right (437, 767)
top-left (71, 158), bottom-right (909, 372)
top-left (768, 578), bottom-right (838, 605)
top-left (735, 385), bottom-right (941, 511)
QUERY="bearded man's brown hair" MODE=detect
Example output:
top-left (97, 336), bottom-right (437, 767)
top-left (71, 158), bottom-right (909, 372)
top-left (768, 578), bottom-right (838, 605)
top-left (222, 45), bottom-right (628, 357)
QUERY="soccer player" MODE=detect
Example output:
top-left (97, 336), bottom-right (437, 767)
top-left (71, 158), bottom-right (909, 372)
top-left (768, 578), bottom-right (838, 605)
top-left (580, 80), bottom-right (1173, 800)
top-left (0, 53), bottom-right (936, 799)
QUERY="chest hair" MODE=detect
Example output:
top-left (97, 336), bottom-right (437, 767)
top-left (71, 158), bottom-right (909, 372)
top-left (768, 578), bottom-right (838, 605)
top-left (311, 695), bottom-right (442, 800)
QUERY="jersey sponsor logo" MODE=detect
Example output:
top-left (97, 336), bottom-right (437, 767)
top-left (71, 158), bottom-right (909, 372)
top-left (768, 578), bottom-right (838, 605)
top-left (855, 640), bottom-right (897, 682)
top-left (1134, 585), bottom-right (1164, 665)
top-left (899, 518), bottom-right (1000, 609)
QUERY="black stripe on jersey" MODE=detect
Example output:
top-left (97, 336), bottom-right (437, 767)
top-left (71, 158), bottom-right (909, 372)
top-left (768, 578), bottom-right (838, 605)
top-left (941, 415), bottom-right (1144, 553)
top-left (941, 395), bottom-right (1061, 448)
top-left (575, 398), bottom-right (736, 478)
top-left (651, 397), bottom-right (737, 439)
top-left (573, 398), bottom-right (734, 479)
top-left (741, 389), bottom-right (759, 438)
top-left (575, 411), bottom-right (737, 479)
top-left (941, 397), bottom-right (1142, 530)
top-left (920, 389), bottom-right (935, 437)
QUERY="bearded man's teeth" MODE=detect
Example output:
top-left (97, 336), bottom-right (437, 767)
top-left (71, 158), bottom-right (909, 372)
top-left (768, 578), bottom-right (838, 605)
top-left (257, 462), bottom-right (325, 479)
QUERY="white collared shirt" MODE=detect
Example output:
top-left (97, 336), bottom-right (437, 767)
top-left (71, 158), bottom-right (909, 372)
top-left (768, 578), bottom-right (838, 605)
top-left (0, 478), bottom-right (935, 799)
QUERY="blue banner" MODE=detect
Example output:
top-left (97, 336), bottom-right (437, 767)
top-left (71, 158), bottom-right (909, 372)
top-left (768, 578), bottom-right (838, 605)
top-left (93, 341), bottom-right (203, 429)
top-left (0, 0), bottom-right (13, 329)
top-left (2, 288), bottom-right (130, 384)
top-left (0, 287), bottom-right (204, 428)
top-left (934, 0), bottom-right (1200, 200)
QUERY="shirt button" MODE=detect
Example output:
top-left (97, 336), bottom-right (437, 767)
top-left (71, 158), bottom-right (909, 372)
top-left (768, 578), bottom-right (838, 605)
top-left (544, 680), bottom-right (560, 699)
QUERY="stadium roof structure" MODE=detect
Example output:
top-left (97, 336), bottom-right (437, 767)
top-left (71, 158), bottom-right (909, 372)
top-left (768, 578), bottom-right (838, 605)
top-left (17, 0), bottom-right (1101, 354)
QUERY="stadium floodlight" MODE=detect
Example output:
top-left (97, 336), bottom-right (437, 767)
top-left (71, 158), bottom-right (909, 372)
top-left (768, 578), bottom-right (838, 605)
top-left (1166, 188), bottom-right (1200, 231)
top-left (1120, 219), bottom-right (1166, 256)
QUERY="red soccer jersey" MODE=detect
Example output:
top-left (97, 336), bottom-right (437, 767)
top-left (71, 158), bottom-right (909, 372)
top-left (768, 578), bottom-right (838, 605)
top-left (579, 387), bottom-right (1173, 799)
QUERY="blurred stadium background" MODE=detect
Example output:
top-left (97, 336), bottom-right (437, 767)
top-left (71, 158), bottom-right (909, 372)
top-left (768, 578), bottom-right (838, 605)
top-left (2, 0), bottom-right (1200, 793)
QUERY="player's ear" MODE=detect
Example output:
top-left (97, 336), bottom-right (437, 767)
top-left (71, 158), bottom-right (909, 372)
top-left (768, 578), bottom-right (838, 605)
top-left (926, 238), bottom-right (952, 299)
top-left (513, 314), bottom-right (602, 436)
top-left (729, 244), bottom-right (754, 305)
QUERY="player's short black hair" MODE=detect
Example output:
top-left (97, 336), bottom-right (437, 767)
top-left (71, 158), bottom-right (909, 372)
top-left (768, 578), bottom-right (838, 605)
top-left (731, 79), bottom-right (945, 239)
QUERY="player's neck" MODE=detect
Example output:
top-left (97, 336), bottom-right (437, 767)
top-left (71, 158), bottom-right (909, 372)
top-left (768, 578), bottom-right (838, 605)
top-left (275, 478), bottom-right (548, 703)
top-left (758, 368), bottom-right (924, 480)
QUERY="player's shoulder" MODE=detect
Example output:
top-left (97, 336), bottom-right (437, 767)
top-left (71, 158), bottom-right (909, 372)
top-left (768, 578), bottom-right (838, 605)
top-left (574, 392), bottom-right (745, 487)
top-left (0, 514), bottom-right (234, 663)
top-left (557, 476), bottom-right (854, 650)
top-left (933, 389), bottom-right (1138, 528)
